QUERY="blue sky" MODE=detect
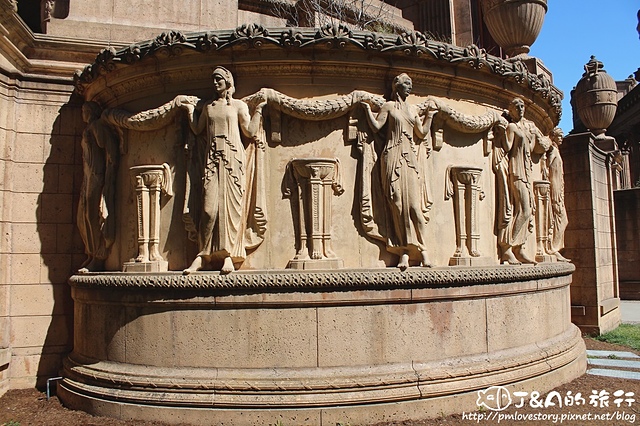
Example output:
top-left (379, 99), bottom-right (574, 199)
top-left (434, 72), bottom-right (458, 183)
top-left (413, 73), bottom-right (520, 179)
top-left (530, 1), bottom-right (639, 132)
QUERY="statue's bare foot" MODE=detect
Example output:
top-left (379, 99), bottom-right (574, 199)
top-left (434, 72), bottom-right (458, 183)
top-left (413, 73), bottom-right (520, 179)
top-left (554, 252), bottom-right (571, 262)
top-left (501, 248), bottom-right (521, 265)
top-left (420, 250), bottom-right (432, 268)
top-left (453, 247), bottom-right (463, 258)
top-left (470, 249), bottom-right (481, 258)
top-left (221, 257), bottom-right (235, 275)
top-left (78, 257), bottom-right (103, 273)
top-left (183, 256), bottom-right (203, 275)
top-left (515, 247), bottom-right (537, 265)
top-left (397, 253), bottom-right (410, 271)
top-left (136, 246), bottom-right (149, 263)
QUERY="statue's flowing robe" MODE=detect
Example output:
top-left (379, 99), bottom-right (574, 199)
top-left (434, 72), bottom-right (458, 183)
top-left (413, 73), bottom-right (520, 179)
top-left (378, 102), bottom-right (432, 255)
top-left (547, 146), bottom-right (568, 252)
top-left (505, 120), bottom-right (535, 247)
top-left (77, 118), bottom-right (119, 260)
top-left (184, 99), bottom-right (267, 262)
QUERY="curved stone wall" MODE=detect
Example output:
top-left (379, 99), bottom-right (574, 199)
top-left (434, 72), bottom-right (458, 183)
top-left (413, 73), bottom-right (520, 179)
top-left (59, 264), bottom-right (584, 424)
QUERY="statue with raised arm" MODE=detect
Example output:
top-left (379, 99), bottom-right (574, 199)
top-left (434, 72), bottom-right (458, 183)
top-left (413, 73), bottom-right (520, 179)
top-left (180, 67), bottom-right (267, 274)
top-left (544, 128), bottom-right (570, 262)
top-left (493, 97), bottom-right (549, 265)
top-left (77, 101), bottom-right (121, 272)
top-left (360, 73), bottom-right (437, 270)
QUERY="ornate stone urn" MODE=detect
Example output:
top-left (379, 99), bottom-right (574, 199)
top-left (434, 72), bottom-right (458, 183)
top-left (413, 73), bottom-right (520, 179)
top-left (480, 0), bottom-right (548, 57)
top-left (573, 56), bottom-right (618, 139)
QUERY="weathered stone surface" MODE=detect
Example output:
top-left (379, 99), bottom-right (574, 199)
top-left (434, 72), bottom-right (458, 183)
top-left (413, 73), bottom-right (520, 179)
top-left (60, 266), bottom-right (583, 424)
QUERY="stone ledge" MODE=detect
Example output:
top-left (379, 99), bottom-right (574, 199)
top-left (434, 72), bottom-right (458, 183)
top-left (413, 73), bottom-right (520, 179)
top-left (70, 263), bottom-right (575, 290)
top-left (0, 348), bottom-right (10, 368)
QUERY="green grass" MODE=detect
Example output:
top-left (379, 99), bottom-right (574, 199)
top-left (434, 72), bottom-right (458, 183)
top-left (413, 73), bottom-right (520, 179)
top-left (595, 324), bottom-right (640, 350)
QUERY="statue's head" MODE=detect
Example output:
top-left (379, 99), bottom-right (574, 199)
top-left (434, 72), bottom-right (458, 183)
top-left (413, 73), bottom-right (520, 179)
top-left (508, 97), bottom-right (525, 122)
top-left (81, 101), bottom-right (102, 123)
top-left (392, 73), bottom-right (412, 100)
top-left (212, 67), bottom-right (235, 103)
top-left (550, 127), bottom-right (563, 147)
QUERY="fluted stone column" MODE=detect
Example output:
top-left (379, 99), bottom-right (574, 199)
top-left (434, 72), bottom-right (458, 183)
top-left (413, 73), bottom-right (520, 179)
top-left (447, 166), bottom-right (491, 266)
top-left (123, 164), bottom-right (172, 272)
top-left (287, 158), bottom-right (344, 270)
top-left (533, 180), bottom-right (554, 263)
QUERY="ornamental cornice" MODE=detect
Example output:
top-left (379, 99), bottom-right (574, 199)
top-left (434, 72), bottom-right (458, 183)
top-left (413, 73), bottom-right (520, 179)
top-left (73, 24), bottom-right (562, 120)
top-left (70, 263), bottom-right (575, 290)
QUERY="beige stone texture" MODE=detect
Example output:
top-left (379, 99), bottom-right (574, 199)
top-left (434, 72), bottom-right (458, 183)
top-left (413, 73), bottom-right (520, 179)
top-left (10, 284), bottom-right (71, 316)
top-left (237, 9), bottom-right (287, 27)
top-left (47, 0), bottom-right (241, 43)
top-left (0, 46), bottom-right (79, 390)
top-left (10, 315), bottom-right (70, 349)
top-left (561, 132), bottom-right (621, 334)
top-left (6, 254), bottom-right (41, 284)
top-left (317, 300), bottom-right (488, 366)
top-left (60, 269), bottom-right (584, 424)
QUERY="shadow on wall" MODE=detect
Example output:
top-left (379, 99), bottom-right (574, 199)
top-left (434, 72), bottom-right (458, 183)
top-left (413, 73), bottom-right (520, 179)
top-left (34, 93), bottom-right (84, 389)
top-left (17, 0), bottom-right (69, 33)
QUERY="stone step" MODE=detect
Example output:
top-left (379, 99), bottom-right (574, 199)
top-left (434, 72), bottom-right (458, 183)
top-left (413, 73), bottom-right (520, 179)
top-left (586, 350), bottom-right (640, 380)
top-left (587, 368), bottom-right (640, 380)
top-left (587, 358), bottom-right (640, 369)
top-left (586, 350), bottom-right (639, 359)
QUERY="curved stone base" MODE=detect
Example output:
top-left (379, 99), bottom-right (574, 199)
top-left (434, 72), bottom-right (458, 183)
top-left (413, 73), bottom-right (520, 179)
top-left (60, 264), bottom-right (585, 425)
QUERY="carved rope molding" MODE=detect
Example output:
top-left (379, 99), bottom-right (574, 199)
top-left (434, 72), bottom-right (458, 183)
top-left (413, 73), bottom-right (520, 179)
top-left (69, 263), bottom-right (575, 289)
top-left (73, 24), bottom-right (562, 118)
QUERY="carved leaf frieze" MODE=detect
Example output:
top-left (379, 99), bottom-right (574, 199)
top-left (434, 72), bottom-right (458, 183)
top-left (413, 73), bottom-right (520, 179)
top-left (74, 25), bottom-right (562, 119)
top-left (229, 23), bottom-right (279, 49)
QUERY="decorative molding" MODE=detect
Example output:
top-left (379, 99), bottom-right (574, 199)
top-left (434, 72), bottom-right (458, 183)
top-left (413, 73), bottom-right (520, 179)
top-left (72, 24), bottom-right (563, 119)
top-left (61, 326), bottom-right (582, 406)
top-left (70, 263), bottom-right (575, 290)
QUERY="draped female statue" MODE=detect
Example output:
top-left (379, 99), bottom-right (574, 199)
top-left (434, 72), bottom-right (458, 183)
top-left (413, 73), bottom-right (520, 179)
top-left (545, 127), bottom-right (570, 262)
top-left (181, 67), bottom-right (266, 274)
top-left (360, 73), bottom-right (437, 270)
top-left (77, 102), bottom-right (121, 272)
top-left (493, 97), bottom-right (548, 265)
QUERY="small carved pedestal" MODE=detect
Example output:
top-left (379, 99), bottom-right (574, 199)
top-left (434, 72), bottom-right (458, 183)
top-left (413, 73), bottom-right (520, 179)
top-left (287, 158), bottom-right (344, 270)
top-left (446, 166), bottom-right (491, 266)
top-left (123, 164), bottom-right (172, 272)
top-left (533, 180), bottom-right (555, 263)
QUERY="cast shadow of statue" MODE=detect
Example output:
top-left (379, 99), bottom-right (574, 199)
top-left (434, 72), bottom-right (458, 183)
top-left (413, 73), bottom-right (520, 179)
top-left (34, 94), bottom-right (84, 390)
